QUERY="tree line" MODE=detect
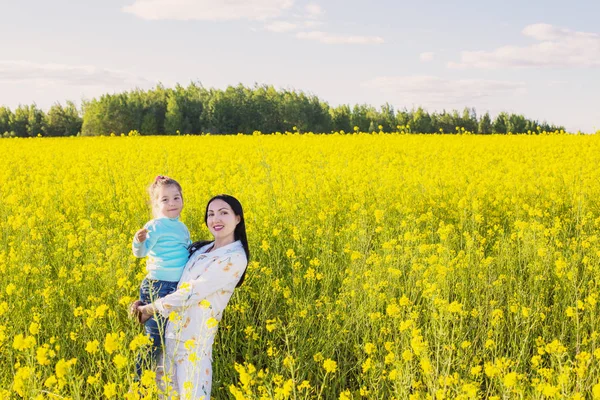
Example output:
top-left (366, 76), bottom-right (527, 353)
top-left (0, 83), bottom-right (565, 137)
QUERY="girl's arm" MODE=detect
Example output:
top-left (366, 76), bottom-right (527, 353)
top-left (152, 252), bottom-right (247, 317)
top-left (131, 221), bottom-right (160, 257)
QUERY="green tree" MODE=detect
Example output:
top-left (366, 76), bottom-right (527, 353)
top-left (460, 107), bottom-right (478, 132)
top-left (351, 104), bottom-right (371, 131)
top-left (0, 106), bottom-right (12, 136)
top-left (11, 105), bottom-right (30, 137)
top-left (165, 83), bottom-right (204, 134)
top-left (478, 112), bottom-right (492, 134)
top-left (378, 103), bottom-right (396, 132)
top-left (330, 105), bottom-right (352, 132)
top-left (411, 107), bottom-right (434, 133)
top-left (27, 104), bottom-right (45, 136)
top-left (507, 113), bottom-right (527, 133)
top-left (492, 112), bottom-right (508, 134)
top-left (45, 102), bottom-right (82, 136)
top-left (81, 93), bottom-right (135, 135)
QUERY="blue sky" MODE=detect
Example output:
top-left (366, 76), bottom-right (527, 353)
top-left (1, 0), bottom-right (599, 132)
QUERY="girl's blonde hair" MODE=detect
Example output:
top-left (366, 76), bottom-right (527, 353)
top-left (148, 175), bottom-right (183, 207)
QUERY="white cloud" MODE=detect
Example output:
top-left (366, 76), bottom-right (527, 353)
top-left (262, 3), bottom-right (323, 33)
top-left (264, 21), bottom-right (298, 32)
top-left (449, 23), bottom-right (600, 69)
top-left (296, 31), bottom-right (384, 45)
top-left (123, 0), bottom-right (294, 21)
top-left (305, 3), bottom-right (324, 18)
top-left (0, 60), bottom-right (153, 88)
top-left (363, 75), bottom-right (526, 104)
top-left (419, 52), bottom-right (434, 62)
top-left (303, 20), bottom-right (323, 28)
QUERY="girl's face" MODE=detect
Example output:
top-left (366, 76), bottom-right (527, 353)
top-left (154, 185), bottom-right (183, 218)
top-left (206, 199), bottom-right (240, 241)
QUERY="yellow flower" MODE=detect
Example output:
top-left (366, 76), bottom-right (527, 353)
top-left (44, 375), bottom-right (58, 388)
top-left (36, 346), bottom-right (52, 366)
top-left (29, 322), bottom-right (40, 335)
top-left (386, 303), bottom-right (400, 317)
top-left (85, 339), bottom-right (100, 354)
top-left (283, 355), bottom-right (295, 368)
top-left (462, 383), bottom-right (478, 398)
top-left (55, 358), bottom-right (77, 379)
top-left (104, 332), bottom-right (119, 354)
top-left (168, 311), bottom-right (181, 322)
top-left (420, 358), bottom-right (432, 375)
top-left (323, 358), bottom-right (337, 373)
top-left (141, 370), bottom-right (156, 387)
top-left (184, 339), bottom-right (196, 350)
top-left (13, 334), bottom-right (36, 351)
top-left (266, 319), bottom-right (277, 332)
top-left (385, 352), bottom-right (395, 364)
top-left (503, 372), bottom-right (518, 387)
top-left (206, 317), bottom-right (219, 328)
top-left (260, 240), bottom-right (270, 251)
top-left (361, 358), bottom-right (373, 373)
top-left (113, 354), bottom-right (127, 369)
top-left (13, 366), bottom-right (33, 397)
top-left (6, 283), bottom-right (16, 296)
top-left (179, 282), bottom-right (191, 292)
top-left (129, 333), bottom-right (151, 351)
top-left (95, 304), bottom-right (109, 318)
top-left (447, 301), bottom-right (463, 313)
top-left (364, 343), bottom-right (376, 355)
top-left (104, 382), bottom-right (117, 398)
top-left (592, 383), bottom-right (600, 399)
top-left (199, 299), bottom-right (210, 308)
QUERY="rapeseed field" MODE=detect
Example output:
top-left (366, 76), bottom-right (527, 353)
top-left (1, 133), bottom-right (599, 399)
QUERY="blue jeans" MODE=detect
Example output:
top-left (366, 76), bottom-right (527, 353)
top-left (136, 277), bottom-right (178, 377)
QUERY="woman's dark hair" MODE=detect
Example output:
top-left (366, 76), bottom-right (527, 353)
top-left (189, 194), bottom-right (250, 287)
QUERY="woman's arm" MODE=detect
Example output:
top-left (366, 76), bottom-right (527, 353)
top-left (152, 252), bottom-right (247, 317)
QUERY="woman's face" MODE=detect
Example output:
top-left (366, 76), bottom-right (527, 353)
top-left (206, 199), bottom-right (240, 241)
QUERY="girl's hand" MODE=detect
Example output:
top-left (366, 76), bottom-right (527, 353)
top-left (135, 228), bottom-right (148, 242)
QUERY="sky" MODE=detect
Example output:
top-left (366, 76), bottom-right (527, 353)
top-left (1, 0), bottom-right (599, 132)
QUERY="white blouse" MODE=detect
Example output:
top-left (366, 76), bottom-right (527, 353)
top-left (153, 240), bottom-right (247, 344)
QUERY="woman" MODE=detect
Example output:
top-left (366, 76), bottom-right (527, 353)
top-left (133, 194), bottom-right (249, 399)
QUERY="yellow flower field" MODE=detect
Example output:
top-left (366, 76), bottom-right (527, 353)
top-left (1, 133), bottom-right (600, 399)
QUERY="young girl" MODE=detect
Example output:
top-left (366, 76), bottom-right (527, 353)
top-left (131, 175), bottom-right (191, 376)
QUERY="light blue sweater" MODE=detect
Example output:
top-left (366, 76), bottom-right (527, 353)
top-left (132, 217), bottom-right (191, 282)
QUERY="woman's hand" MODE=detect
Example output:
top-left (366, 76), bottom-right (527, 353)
top-left (129, 300), bottom-right (154, 324)
top-left (136, 304), bottom-right (155, 324)
top-left (129, 300), bottom-right (145, 319)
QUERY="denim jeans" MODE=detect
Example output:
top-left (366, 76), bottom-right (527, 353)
top-left (136, 277), bottom-right (178, 377)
